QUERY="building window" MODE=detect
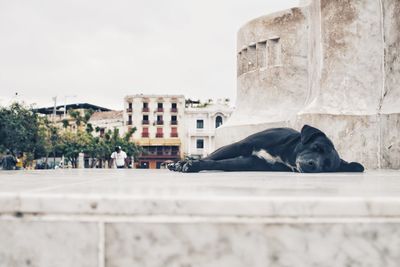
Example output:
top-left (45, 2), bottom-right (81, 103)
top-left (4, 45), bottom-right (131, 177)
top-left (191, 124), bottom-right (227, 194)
top-left (142, 127), bottom-right (149, 138)
top-left (196, 139), bottom-right (204, 149)
top-left (156, 127), bottom-right (163, 138)
top-left (172, 146), bottom-right (179, 155)
top-left (142, 115), bottom-right (149, 124)
top-left (196, 119), bottom-right (204, 129)
top-left (215, 116), bottom-right (223, 128)
top-left (157, 115), bottom-right (163, 125)
top-left (157, 102), bottom-right (164, 112)
top-left (171, 115), bottom-right (177, 125)
top-left (127, 102), bottom-right (133, 112)
top-left (171, 127), bottom-right (178, 137)
top-left (127, 115), bottom-right (132, 125)
top-left (143, 102), bottom-right (149, 112)
top-left (171, 103), bottom-right (178, 112)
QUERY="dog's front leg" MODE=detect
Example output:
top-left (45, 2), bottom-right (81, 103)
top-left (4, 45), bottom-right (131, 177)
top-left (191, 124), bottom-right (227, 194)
top-left (181, 156), bottom-right (289, 172)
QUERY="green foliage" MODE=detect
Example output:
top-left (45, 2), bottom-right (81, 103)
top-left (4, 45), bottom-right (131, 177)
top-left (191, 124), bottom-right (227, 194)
top-left (58, 130), bottom-right (91, 168)
top-left (82, 127), bottom-right (141, 167)
top-left (62, 119), bottom-right (69, 128)
top-left (0, 102), bottom-right (42, 156)
top-left (0, 103), bottom-right (142, 168)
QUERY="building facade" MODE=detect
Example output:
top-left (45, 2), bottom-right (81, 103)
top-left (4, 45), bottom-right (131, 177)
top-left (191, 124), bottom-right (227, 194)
top-left (184, 101), bottom-right (233, 159)
top-left (89, 111), bottom-right (124, 137)
top-left (124, 94), bottom-right (185, 169)
top-left (35, 103), bottom-right (112, 132)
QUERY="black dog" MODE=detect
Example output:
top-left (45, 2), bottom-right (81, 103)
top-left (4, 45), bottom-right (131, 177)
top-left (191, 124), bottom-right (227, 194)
top-left (168, 125), bottom-right (364, 173)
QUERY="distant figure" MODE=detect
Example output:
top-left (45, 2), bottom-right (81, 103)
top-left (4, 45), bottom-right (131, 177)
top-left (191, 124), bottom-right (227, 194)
top-left (15, 152), bottom-right (24, 170)
top-left (0, 150), bottom-right (17, 170)
top-left (111, 146), bottom-right (127, 169)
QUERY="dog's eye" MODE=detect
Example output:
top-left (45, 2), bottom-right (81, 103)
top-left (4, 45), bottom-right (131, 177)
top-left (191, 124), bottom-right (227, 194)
top-left (312, 144), bottom-right (324, 153)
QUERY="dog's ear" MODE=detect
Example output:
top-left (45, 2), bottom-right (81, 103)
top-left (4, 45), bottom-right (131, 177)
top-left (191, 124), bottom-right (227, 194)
top-left (300, 125), bottom-right (326, 144)
top-left (338, 159), bottom-right (364, 172)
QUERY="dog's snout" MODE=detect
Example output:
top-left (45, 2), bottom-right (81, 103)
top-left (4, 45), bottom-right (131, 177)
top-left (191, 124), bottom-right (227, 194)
top-left (323, 158), bottom-right (331, 168)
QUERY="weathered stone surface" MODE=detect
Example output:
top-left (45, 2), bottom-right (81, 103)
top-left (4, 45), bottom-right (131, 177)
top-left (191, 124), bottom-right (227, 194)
top-left (105, 222), bottom-right (400, 267)
top-left (0, 221), bottom-right (99, 267)
top-left (295, 114), bottom-right (380, 168)
top-left (225, 8), bottom-right (309, 130)
top-left (216, 0), bottom-right (400, 169)
top-left (1, 170), bottom-right (400, 266)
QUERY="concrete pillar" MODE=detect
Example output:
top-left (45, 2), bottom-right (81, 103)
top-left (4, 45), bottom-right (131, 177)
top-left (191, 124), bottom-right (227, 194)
top-left (296, 0), bottom-right (385, 168)
top-left (78, 153), bottom-right (85, 169)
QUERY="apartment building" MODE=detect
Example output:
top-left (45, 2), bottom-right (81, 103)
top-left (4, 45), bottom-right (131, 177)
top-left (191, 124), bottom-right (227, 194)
top-left (184, 101), bottom-right (233, 158)
top-left (89, 110), bottom-right (124, 137)
top-left (35, 103), bottom-right (112, 131)
top-left (124, 94), bottom-right (185, 169)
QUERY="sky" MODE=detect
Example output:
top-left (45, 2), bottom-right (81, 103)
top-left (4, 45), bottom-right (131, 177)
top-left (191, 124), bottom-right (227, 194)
top-left (0, 0), bottom-right (298, 110)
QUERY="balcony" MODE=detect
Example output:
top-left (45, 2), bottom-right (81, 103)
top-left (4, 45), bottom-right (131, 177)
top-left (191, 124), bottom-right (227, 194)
top-left (171, 120), bottom-right (178, 125)
top-left (126, 121), bottom-right (133, 125)
top-left (142, 107), bottom-right (149, 112)
top-left (156, 108), bottom-right (164, 112)
top-left (126, 108), bottom-right (133, 113)
top-left (141, 132), bottom-right (149, 138)
top-left (170, 133), bottom-right (178, 138)
top-left (171, 108), bottom-right (178, 113)
top-left (156, 120), bottom-right (164, 125)
top-left (156, 133), bottom-right (164, 138)
top-left (142, 120), bottom-right (149, 125)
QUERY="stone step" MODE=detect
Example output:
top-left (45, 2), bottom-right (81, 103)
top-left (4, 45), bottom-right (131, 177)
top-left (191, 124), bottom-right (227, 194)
top-left (1, 169), bottom-right (400, 266)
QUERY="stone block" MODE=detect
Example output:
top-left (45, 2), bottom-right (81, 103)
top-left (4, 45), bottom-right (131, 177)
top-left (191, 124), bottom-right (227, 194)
top-left (0, 221), bottom-right (99, 267)
top-left (105, 222), bottom-right (400, 267)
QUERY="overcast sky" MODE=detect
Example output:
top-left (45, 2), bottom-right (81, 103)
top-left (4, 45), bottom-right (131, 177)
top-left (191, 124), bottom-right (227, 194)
top-left (0, 0), bottom-right (298, 110)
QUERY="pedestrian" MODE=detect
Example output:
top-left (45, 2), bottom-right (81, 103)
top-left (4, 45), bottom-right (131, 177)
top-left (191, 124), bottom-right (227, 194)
top-left (0, 150), bottom-right (17, 170)
top-left (110, 146), bottom-right (127, 169)
top-left (15, 152), bottom-right (24, 170)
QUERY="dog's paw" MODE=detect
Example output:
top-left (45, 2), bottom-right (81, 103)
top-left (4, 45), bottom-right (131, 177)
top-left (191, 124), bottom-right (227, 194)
top-left (167, 162), bottom-right (176, 171)
top-left (349, 162), bottom-right (364, 172)
top-left (167, 161), bottom-right (187, 172)
top-left (182, 160), bottom-right (201, 173)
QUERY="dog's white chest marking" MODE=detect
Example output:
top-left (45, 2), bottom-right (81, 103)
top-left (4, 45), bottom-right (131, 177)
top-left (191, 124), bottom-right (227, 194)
top-left (252, 149), bottom-right (283, 164)
top-left (252, 149), bottom-right (297, 172)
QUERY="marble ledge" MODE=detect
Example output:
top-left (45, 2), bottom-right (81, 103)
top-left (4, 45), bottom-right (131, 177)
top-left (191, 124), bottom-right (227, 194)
top-left (1, 169), bottom-right (400, 219)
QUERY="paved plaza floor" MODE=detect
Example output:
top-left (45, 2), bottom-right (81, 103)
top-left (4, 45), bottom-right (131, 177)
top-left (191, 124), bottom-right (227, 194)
top-left (1, 169), bottom-right (400, 218)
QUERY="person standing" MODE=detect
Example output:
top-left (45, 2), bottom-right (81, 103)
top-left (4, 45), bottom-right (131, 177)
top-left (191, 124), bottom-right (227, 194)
top-left (15, 152), bottom-right (24, 170)
top-left (0, 150), bottom-right (17, 170)
top-left (110, 146), bottom-right (127, 169)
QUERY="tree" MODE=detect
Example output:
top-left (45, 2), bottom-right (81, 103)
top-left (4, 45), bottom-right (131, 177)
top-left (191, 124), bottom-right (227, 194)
top-left (0, 102), bottom-right (42, 156)
top-left (58, 130), bottom-right (91, 168)
top-left (83, 127), bottom-right (141, 168)
top-left (36, 116), bottom-right (61, 168)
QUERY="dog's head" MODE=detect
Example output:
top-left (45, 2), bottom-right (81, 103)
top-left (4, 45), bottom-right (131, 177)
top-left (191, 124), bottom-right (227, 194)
top-left (295, 125), bottom-right (364, 173)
